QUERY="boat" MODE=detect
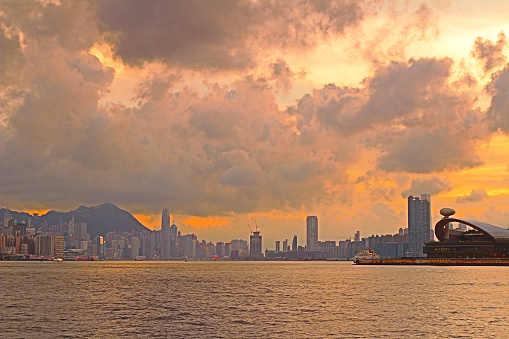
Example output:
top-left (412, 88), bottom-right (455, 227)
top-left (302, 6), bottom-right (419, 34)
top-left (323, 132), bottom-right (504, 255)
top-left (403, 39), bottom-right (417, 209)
top-left (353, 250), bottom-right (379, 264)
top-left (53, 258), bottom-right (63, 262)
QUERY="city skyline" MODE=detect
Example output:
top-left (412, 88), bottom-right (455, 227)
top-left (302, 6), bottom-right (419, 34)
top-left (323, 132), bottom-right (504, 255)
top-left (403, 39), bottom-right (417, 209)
top-left (2, 1), bottom-right (509, 245)
top-left (1, 198), bottom-right (416, 251)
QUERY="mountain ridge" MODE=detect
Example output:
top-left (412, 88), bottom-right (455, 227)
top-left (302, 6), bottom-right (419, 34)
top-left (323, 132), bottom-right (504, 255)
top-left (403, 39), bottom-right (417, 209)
top-left (0, 203), bottom-right (150, 238)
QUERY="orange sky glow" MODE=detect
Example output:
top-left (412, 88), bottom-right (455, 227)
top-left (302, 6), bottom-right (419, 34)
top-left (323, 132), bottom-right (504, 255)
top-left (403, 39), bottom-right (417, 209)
top-left (3, 1), bottom-right (509, 248)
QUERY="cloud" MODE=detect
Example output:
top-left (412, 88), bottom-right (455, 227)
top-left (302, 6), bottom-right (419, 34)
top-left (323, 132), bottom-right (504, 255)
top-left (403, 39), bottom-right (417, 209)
top-left (401, 177), bottom-right (451, 198)
top-left (287, 57), bottom-right (485, 173)
top-left (456, 189), bottom-right (488, 203)
top-left (268, 59), bottom-right (294, 92)
top-left (96, 0), bottom-right (365, 70)
top-left (0, 0), bottom-right (505, 241)
top-left (486, 65), bottom-right (509, 132)
top-left (377, 126), bottom-right (483, 173)
top-left (471, 32), bottom-right (508, 73)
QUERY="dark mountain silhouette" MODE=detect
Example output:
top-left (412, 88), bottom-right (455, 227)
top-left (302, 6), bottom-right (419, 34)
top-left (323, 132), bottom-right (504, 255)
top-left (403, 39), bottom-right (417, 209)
top-left (0, 203), bottom-right (150, 238)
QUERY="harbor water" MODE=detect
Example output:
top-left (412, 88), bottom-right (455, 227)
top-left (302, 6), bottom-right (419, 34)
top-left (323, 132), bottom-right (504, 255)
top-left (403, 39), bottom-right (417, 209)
top-left (1, 261), bottom-right (508, 338)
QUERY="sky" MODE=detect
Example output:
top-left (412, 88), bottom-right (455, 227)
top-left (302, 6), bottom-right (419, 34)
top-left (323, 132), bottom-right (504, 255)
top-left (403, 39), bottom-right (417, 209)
top-left (2, 0), bottom-right (509, 248)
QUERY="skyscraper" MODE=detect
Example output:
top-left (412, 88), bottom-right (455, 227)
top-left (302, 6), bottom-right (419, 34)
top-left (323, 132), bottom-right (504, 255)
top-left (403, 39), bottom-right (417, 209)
top-left (292, 235), bottom-right (297, 251)
top-left (407, 194), bottom-right (432, 257)
top-left (169, 223), bottom-right (178, 258)
top-left (250, 230), bottom-right (262, 259)
top-left (306, 216), bottom-right (318, 251)
top-left (161, 208), bottom-right (170, 230)
top-left (160, 208), bottom-right (171, 259)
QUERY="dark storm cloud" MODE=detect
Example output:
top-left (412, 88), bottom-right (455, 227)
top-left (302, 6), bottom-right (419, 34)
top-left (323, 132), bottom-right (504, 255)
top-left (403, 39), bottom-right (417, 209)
top-left (96, 0), bottom-right (364, 69)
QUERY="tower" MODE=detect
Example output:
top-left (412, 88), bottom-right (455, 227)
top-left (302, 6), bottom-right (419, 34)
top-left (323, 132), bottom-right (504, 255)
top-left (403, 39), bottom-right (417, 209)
top-left (69, 214), bottom-right (75, 237)
top-left (250, 230), bottom-right (263, 259)
top-left (306, 216), bottom-right (318, 252)
top-left (292, 235), bottom-right (297, 251)
top-left (169, 222), bottom-right (178, 258)
top-left (407, 194), bottom-right (432, 257)
top-left (160, 208), bottom-right (171, 259)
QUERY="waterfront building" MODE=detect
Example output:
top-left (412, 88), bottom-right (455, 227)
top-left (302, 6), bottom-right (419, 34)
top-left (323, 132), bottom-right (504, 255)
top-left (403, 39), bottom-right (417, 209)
top-left (306, 216), bottom-right (318, 251)
top-left (424, 208), bottom-right (509, 258)
top-left (407, 194), bottom-right (432, 257)
top-left (216, 241), bottom-right (224, 257)
top-left (225, 242), bottom-right (231, 257)
top-left (250, 231), bottom-right (263, 259)
top-left (292, 235), bottom-right (297, 251)
top-left (80, 223), bottom-right (88, 241)
top-left (181, 234), bottom-right (197, 258)
top-left (275, 240), bottom-right (280, 252)
top-left (160, 208), bottom-right (171, 259)
top-left (69, 215), bottom-right (75, 237)
top-left (35, 235), bottom-right (64, 257)
top-left (231, 239), bottom-right (248, 255)
top-left (169, 223), bottom-right (178, 257)
top-left (131, 237), bottom-right (140, 259)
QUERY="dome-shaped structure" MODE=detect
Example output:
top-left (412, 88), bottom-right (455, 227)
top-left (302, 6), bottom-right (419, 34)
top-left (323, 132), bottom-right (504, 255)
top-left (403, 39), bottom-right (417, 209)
top-left (425, 212), bottom-right (509, 259)
top-left (435, 217), bottom-right (509, 243)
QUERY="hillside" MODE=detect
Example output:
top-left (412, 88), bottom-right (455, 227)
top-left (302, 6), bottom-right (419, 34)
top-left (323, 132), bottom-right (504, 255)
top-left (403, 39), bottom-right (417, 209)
top-left (0, 203), bottom-right (150, 238)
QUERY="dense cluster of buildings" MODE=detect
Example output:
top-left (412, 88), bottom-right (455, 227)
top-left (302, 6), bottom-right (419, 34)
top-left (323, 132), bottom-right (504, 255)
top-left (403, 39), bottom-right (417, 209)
top-left (1, 193), bottom-right (437, 260)
top-left (267, 194), bottom-right (433, 260)
top-left (0, 208), bottom-right (251, 260)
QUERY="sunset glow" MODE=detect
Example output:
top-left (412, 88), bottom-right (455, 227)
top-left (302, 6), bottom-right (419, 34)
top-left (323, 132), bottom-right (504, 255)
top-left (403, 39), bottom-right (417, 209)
top-left (2, 0), bottom-right (509, 246)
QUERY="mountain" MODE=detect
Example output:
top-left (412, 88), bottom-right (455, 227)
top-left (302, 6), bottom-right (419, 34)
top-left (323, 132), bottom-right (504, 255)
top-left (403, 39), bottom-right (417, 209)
top-left (0, 203), bottom-right (150, 238)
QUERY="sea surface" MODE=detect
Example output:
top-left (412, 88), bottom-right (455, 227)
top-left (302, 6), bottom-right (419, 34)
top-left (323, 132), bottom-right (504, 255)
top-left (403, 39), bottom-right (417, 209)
top-left (1, 261), bottom-right (508, 338)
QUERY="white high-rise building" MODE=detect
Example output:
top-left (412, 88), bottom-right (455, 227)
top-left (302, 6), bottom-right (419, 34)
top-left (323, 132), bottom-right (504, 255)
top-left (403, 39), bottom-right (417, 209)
top-left (306, 216), bottom-right (318, 252)
top-left (407, 194), bottom-right (432, 257)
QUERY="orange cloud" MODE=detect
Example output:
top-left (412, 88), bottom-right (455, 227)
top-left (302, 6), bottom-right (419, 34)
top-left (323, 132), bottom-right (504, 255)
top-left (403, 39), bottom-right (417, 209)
top-left (133, 214), bottom-right (160, 230)
top-left (182, 216), bottom-right (233, 229)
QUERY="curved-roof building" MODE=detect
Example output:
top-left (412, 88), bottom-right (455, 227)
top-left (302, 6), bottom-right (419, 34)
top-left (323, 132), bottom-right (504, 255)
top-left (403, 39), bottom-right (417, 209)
top-left (424, 210), bottom-right (509, 258)
top-left (435, 217), bottom-right (509, 243)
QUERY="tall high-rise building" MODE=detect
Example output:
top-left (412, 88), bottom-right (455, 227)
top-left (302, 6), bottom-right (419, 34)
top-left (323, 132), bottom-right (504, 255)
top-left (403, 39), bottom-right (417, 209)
top-left (131, 237), bottom-right (140, 259)
top-left (169, 223), bottom-right (178, 258)
top-left (250, 231), bottom-right (263, 259)
top-left (407, 194), bottom-right (432, 257)
top-left (80, 223), bottom-right (87, 241)
top-left (160, 208), bottom-right (171, 259)
top-left (275, 240), bottom-right (280, 252)
top-left (69, 214), bottom-right (75, 237)
top-left (306, 216), bottom-right (318, 251)
top-left (35, 235), bottom-right (64, 257)
top-left (162, 208), bottom-right (170, 230)
top-left (292, 235), bottom-right (297, 251)
top-left (231, 239), bottom-right (248, 254)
